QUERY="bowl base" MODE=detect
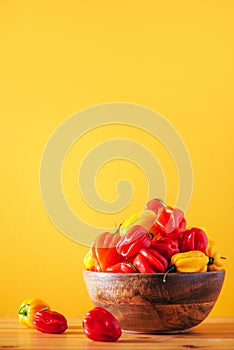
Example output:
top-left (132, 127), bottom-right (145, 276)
top-left (122, 328), bottom-right (191, 334)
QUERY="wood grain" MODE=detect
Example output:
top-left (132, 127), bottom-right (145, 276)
top-left (0, 317), bottom-right (234, 349)
top-left (83, 270), bottom-right (225, 332)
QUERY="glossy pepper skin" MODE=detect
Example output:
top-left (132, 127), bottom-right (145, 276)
top-left (18, 298), bottom-right (50, 328)
top-left (119, 210), bottom-right (157, 236)
top-left (91, 231), bottom-right (123, 272)
top-left (83, 250), bottom-right (96, 270)
top-left (171, 250), bottom-right (209, 273)
top-left (119, 212), bottom-right (140, 236)
top-left (83, 307), bottom-right (122, 342)
top-left (33, 309), bottom-right (67, 334)
top-left (156, 205), bottom-right (184, 235)
top-left (151, 236), bottom-right (180, 260)
top-left (179, 227), bottom-right (208, 254)
top-left (133, 248), bottom-right (168, 273)
top-left (116, 225), bottom-right (152, 258)
top-left (206, 242), bottom-right (225, 271)
top-left (106, 262), bottom-right (138, 273)
top-left (170, 217), bottom-right (186, 239)
top-left (163, 250), bottom-right (209, 282)
top-left (145, 198), bottom-right (166, 215)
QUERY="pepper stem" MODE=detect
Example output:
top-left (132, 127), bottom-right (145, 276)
top-left (113, 223), bottom-right (121, 234)
top-left (208, 257), bottom-right (214, 265)
top-left (18, 304), bottom-right (30, 316)
top-left (130, 263), bottom-right (139, 273)
top-left (163, 265), bottom-right (176, 283)
top-left (148, 231), bottom-right (154, 240)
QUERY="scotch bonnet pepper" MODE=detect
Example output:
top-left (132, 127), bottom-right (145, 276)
top-left (83, 307), bottom-right (122, 342)
top-left (133, 248), bottom-right (168, 273)
top-left (116, 225), bottom-right (152, 258)
top-left (163, 250), bottom-right (209, 282)
top-left (83, 250), bottom-right (96, 270)
top-left (179, 227), bottom-right (208, 254)
top-left (106, 262), bottom-right (138, 273)
top-left (18, 298), bottom-right (50, 328)
top-left (119, 212), bottom-right (140, 236)
top-left (119, 210), bottom-right (157, 236)
top-left (33, 309), bottom-right (68, 334)
top-left (151, 236), bottom-right (180, 260)
top-left (206, 242), bottom-right (225, 271)
top-left (91, 231), bottom-right (123, 272)
top-left (156, 205), bottom-right (185, 236)
top-left (145, 198), bottom-right (166, 215)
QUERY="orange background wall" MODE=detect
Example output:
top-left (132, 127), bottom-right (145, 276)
top-left (0, 0), bottom-right (233, 317)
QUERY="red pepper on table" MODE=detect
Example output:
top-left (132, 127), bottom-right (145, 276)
top-left (151, 236), bottom-right (180, 260)
top-left (156, 205), bottom-right (184, 235)
top-left (179, 227), bottom-right (208, 254)
top-left (33, 309), bottom-right (67, 334)
top-left (133, 248), bottom-right (168, 273)
top-left (116, 225), bottom-right (152, 258)
top-left (83, 307), bottom-right (122, 342)
top-left (106, 262), bottom-right (138, 273)
top-left (91, 231), bottom-right (123, 272)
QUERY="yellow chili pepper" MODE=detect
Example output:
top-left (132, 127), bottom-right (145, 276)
top-left (119, 210), bottom-right (157, 236)
top-left (206, 244), bottom-right (225, 271)
top-left (18, 298), bottom-right (50, 328)
top-left (119, 212), bottom-right (140, 236)
top-left (163, 250), bottom-right (209, 282)
top-left (83, 250), bottom-right (96, 270)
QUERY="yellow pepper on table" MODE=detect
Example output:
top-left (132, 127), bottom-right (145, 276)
top-left (18, 298), bottom-right (50, 328)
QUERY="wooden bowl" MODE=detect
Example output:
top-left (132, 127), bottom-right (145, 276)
top-left (83, 270), bottom-right (225, 333)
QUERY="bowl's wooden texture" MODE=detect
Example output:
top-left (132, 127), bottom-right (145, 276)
top-left (83, 270), bottom-right (225, 333)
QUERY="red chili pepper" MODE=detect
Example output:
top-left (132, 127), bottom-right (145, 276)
top-left (106, 262), bottom-right (138, 273)
top-left (156, 205), bottom-right (184, 235)
top-left (145, 198), bottom-right (166, 215)
top-left (33, 309), bottom-right (67, 334)
top-left (169, 217), bottom-right (187, 239)
top-left (148, 223), bottom-right (162, 240)
top-left (133, 248), bottom-right (168, 273)
top-left (151, 236), bottom-right (180, 260)
top-left (91, 231), bottom-right (123, 272)
top-left (83, 307), bottom-right (122, 342)
top-left (116, 225), bottom-right (152, 258)
top-left (179, 227), bottom-right (208, 254)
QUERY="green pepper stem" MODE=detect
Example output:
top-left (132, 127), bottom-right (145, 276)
top-left (18, 304), bottom-right (30, 316)
top-left (113, 223), bottom-right (121, 234)
top-left (163, 265), bottom-right (176, 283)
top-left (148, 231), bottom-right (154, 240)
top-left (130, 263), bottom-right (139, 273)
top-left (208, 257), bottom-right (214, 265)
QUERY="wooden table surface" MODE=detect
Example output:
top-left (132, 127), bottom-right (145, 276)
top-left (0, 317), bottom-right (233, 350)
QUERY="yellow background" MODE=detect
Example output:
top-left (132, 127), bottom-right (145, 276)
top-left (0, 0), bottom-right (233, 317)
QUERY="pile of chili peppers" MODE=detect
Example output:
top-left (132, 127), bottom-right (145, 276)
top-left (84, 198), bottom-right (225, 276)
